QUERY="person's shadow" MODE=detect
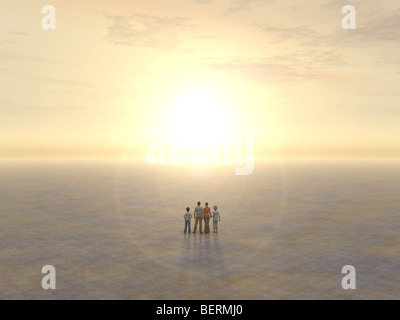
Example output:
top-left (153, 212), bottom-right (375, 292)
top-left (172, 231), bottom-right (228, 299)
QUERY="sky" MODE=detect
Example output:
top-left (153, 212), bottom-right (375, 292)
top-left (1, 0), bottom-right (400, 158)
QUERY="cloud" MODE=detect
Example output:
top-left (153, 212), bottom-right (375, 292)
top-left (0, 52), bottom-right (79, 66)
top-left (255, 24), bottom-right (318, 44)
top-left (322, 0), bottom-right (364, 10)
top-left (0, 68), bottom-right (104, 90)
top-left (0, 30), bottom-right (29, 45)
top-left (102, 13), bottom-right (195, 48)
top-left (31, 76), bottom-right (101, 87)
top-left (256, 7), bottom-right (400, 48)
top-left (1, 39), bottom-right (19, 45)
top-left (0, 99), bottom-right (76, 114)
top-left (8, 31), bottom-right (28, 36)
top-left (324, 9), bottom-right (400, 47)
top-left (202, 46), bottom-right (348, 84)
top-left (203, 55), bottom-right (330, 83)
top-left (288, 6), bottom-right (304, 13)
top-left (192, 0), bottom-right (274, 14)
top-left (224, 0), bottom-right (274, 14)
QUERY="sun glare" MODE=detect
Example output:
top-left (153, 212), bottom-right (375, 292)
top-left (168, 90), bottom-right (232, 150)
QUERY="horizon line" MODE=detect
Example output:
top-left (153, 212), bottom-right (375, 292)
top-left (1, 148), bottom-right (400, 159)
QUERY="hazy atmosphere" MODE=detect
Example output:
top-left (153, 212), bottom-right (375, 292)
top-left (1, 0), bottom-right (400, 157)
top-left (1, 0), bottom-right (399, 301)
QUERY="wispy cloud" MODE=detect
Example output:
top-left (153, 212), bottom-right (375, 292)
top-left (8, 31), bottom-right (28, 36)
top-left (223, 0), bottom-right (274, 14)
top-left (2, 70), bottom-right (101, 88)
top-left (322, 0), bottom-right (364, 9)
top-left (323, 9), bottom-right (400, 47)
top-left (256, 8), bottom-right (400, 48)
top-left (203, 48), bottom-right (346, 83)
top-left (0, 99), bottom-right (80, 114)
top-left (255, 24), bottom-right (318, 44)
top-left (0, 52), bottom-right (79, 66)
top-left (0, 30), bottom-right (28, 45)
top-left (203, 56), bottom-right (330, 83)
top-left (191, 0), bottom-right (274, 15)
top-left (102, 13), bottom-right (195, 48)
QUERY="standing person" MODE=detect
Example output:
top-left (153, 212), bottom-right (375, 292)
top-left (203, 202), bottom-right (211, 234)
top-left (183, 207), bottom-right (192, 234)
top-left (212, 205), bottom-right (221, 233)
top-left (193, 201), bottom-right (203, 234)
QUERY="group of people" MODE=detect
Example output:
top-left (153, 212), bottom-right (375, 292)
top-left (183, 201), bottom-right (221, 234)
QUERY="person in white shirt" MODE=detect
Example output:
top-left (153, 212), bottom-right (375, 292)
top-left (183, 207), bottom-right (192, 234)
top-left (193, 201), bottom-right (204, 234)
top-left (212, 205), bottom-right (221, 233)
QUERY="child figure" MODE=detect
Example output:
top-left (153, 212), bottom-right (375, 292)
top-left (183, 207), bottom-right (192, 234)
top-left (212, 205), bottom-right (221, 233)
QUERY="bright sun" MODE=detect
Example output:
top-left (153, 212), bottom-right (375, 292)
top-left (168, 90), bottom-right (232, 150)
